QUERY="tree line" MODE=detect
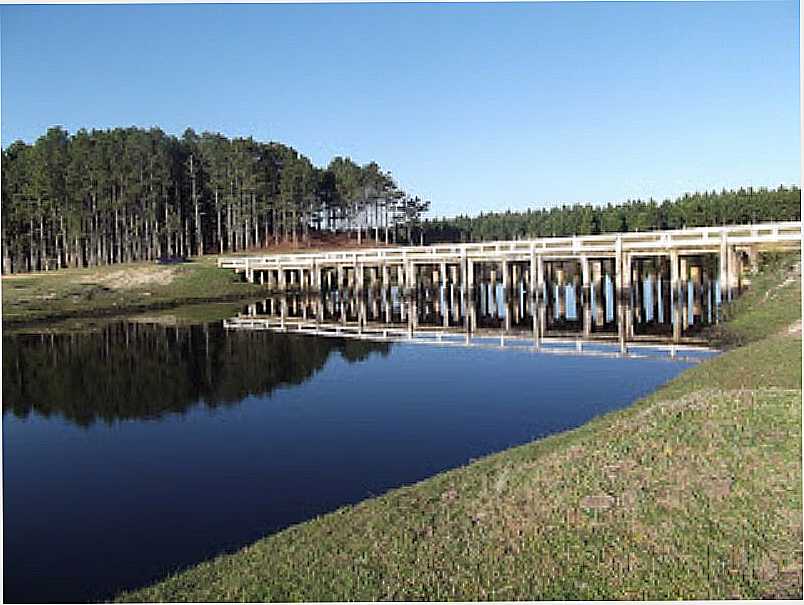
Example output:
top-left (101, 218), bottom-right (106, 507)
top-left (421, 185), bottom-right (801, 243)
top-left (3, 125), bottom-right (799, 274)
top-left (1, 126), bottom-right (431, 273)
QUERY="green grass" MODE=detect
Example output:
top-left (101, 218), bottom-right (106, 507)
top-left (711, 252), bottom-right (802, 347)
top-left (1, 256), bottom-right (265, 325)
top-left (118, 253), bottom-right (803, 602)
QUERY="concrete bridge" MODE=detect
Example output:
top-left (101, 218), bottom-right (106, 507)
top-left (218, 221), bottom-right (801, 346)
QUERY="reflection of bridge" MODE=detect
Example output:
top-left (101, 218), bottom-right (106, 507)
top-left (219, 221), bottom-right (801, 345)
top-left (223, 315), bottom-right (714, 362)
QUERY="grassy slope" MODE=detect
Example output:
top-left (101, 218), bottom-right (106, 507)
top-left (1, 256), bottom-right (264, 325)
top-left (118, 254), bottom-right (803, 602)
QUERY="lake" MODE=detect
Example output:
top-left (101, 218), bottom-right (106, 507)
top-left (3, 317), bottom-right (712, 603)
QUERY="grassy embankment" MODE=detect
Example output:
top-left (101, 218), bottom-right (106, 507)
top-left (0, 256), bottom-right (265, 326)
top-left (119, 253), bottom-right (803, 602)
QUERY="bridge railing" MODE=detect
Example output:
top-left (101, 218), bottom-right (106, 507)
top-left (217, 221), bottom-right (801, 268)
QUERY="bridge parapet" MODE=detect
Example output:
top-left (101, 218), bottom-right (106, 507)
top-left (217, 221), bottom-right (800, 271)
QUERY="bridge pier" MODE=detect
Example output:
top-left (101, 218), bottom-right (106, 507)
top-left (670, 250), bottom-right (681, 342)
top-left (581, 256), bottom-right (591, 337)
top-left (623, 253), bottom-right (633, 340)
top-left (615, 237), bottom-right (626, 351)
top-left (632, 259), bottom-right (642, 329)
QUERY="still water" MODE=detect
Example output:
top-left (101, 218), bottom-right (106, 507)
top-left (3, 319), bottom-right (710, 602)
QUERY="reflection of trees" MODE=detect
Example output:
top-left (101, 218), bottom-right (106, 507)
top-left (2, 323), bottom-right (390, 427)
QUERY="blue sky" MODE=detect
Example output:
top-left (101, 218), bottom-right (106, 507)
top-left (1, 1), bottom-right (800, 218)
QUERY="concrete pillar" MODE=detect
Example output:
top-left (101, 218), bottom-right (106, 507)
top-left (406, 262), bottom-right (416, 290)
top-left (680, 257), bottom-right (688, 329)
top-left (572, 264), bottom-right (581, 323)
top-left (443, 292), bottom-right (450, 328)
top-left (671, 250), bottom-right (681, 343)
top-left (502, 258), bottom-right (510, 296)
top-left (555, 264), bottom-right (565, 321)
top-left (396, 264), bottom-right (404, 288)
top-left (382, 263), bottom-right (390, 289)
top-left (702, 261), bottom-right (712, 325)
top-left (371, 293), bottom-right (379, 320)
top-left (537, 255), bottom-right (546, 338)
top-left (358, 297), bottom-right (366, 333)
top-left (615, 236), bottom-right (625, 352)
top-left (632, 258), bottom-right (642, 328)
top-left (469, 293), bottom-right (477, 333)
top-left (623, 254), bottom-right (633, 338)
top-left (440, 261), bottom-right (447, 286)
top-left (581, 255), bottom-right (591, 337)
top-left (651, 260), bottom-right (660, 325)
top-left (691, 263), bottom-right (703, 325)
top-left (461, 256), bottom-right (469, 332)
top-left (660, 257), bottom-right (671, 327)
top-left (450, 280), bottom-right (458, 324)
top-left (719, 232), bottom-right (729, 304)
top-left (279, 267), bottom-right (286, 290)
top-left (592, 260), bottom-right (604, 329)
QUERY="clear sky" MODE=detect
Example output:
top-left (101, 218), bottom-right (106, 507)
top-left (1, 1), bottom-right (800, 218)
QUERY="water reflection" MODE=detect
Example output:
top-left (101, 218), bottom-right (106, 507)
top-left (3, 317), bottom-right (707, 603)
top-left (3, 322), bottom-right (390, 427)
